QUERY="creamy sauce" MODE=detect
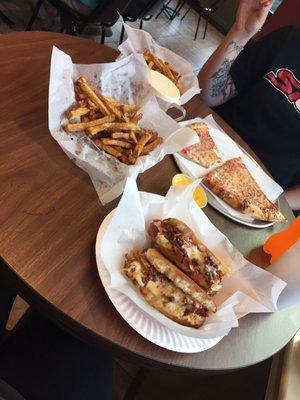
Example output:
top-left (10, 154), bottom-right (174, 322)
top-left (148, 70), bottom-right (181, 104)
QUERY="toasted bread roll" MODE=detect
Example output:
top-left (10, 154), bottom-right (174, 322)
top-left (144, 248), bottom-right (216, 313)
top-left (148, 218), bottom-right (229, 294)
top-left (123, 251), bottom-right (211, 328)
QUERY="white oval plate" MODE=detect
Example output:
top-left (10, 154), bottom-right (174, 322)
top-left (173, 152), bottom-right (277, 229)
top-left (95, 210), bottom-right (224, 353)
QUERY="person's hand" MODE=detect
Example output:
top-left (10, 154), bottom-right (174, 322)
top-left (234, 0), bottom-right (275, 39)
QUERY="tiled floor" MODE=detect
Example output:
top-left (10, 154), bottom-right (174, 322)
top-left (1, 1), bottom-right (224, 399)
top-left (0, 0), bottom-right (223, 74)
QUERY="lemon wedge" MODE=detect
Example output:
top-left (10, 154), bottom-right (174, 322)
top-left (172, 174), bottom-right (207, 208)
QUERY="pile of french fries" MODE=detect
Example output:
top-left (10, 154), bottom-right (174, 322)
top-left (63, 77), bottom-right (163, 165)
top-left (143, 50), bottom-right (184, 95)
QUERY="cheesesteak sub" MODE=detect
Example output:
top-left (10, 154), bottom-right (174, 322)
top-left (148, 218), bottom-right (229, 294)
top-left (123, 249), bottom-right (216, 328)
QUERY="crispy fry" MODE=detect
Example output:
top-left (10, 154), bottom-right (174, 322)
top-left (86, 98), bottom-right (98, 109)
top-left (93, 140), bottom-right (123, 158)
top-left (94, 89), bottom-right (123, 120)
top-left (133, 133), bottom-right (152, 158)
top-left (120, 152), bottom-right (137, 165)
top-left (77, 77), bottom-right (110, 116)
top-left (64, 115), bottom-right (115, 133)
top-left (122, 104), bottom-right (141, 113)
top-left (86, 122), bottom-right (141, 137)
top-left (129, 130), bottom-right (137, 143)
top-left (101, 138), bottom-right (132, 149)
top-left (131, 113), bottom-right (143, 124)
top-left (141, 137), bottom-right (163, 155)
top-left (111, 132), bottom-right (130, 140)
top-left (66, 107), bottom-right (90, 120)
top-left (164, 64), bottom-right (175, 81)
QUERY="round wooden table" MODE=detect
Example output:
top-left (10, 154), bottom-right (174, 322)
top-left (1, 31), bottom-right (299, 373)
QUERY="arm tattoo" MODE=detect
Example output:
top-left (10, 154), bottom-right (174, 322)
top-left (210, 59), bottom-right (235, 100)
top-left (209, 41), bottom-right (243, 102)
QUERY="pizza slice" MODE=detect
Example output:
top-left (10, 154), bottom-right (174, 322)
top-left (181, 122), bottom-right (221, 168)
top-left (202, 157), bottom-right (286, 222)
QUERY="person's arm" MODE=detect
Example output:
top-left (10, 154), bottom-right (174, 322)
top-left (285, 187), bottom-right (300, 211)
top-left (198, 0), bottom-right (275, 107)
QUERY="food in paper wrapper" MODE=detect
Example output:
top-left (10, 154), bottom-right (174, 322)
top-left (148, 218), bottom-right (229, 295)
top-left (143, 50), bottom-right (184, 95)
top-left (63, 77), bottom-right (163, 165)
top-left (117, 23), bottom-right (200, 107)
top-left (181, 122), bottom-right (221, 168)
top-left (202, 157), bottom-right (286, 222)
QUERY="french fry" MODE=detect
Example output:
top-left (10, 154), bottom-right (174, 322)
top-left (133, 133), bottom-right (152, 158)
top-left (101, 138), bottom-right (132, 149)
top-left (111, 132), bottom-right (130, 140)
top-left (122, 104), bottom-right (141, 113)
top-left (93, 140), bottom-right (123, 158)
top-left (131, 113), bottom-right (143, 124)
top-left (141, 137), bottom-right (163, 155)
top-left (86, 98), bottom-right (98, 109)
top-left (86, 122), bottom-right (141, 137)
top-left (94, 89), bottom-right (123, 120)
top-left (64, 115), bottom-right (115, 133)
top-left (77, 77), bottom-right (110, 116)
top-left (129, 131), bottom-right (137, 143)
top-left (120, 152), bottom-right (137, 165)
top-left (66, 107), bottom-right (90, 120)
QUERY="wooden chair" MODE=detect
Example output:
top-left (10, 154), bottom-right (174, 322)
top-left (180, 0), bottom-right (225, 40)
top-left (119, 0), bottom-right (167, 44)
top-left (26, 0), bottom-right (132, 43)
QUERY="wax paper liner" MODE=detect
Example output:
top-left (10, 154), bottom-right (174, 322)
top-left (48, 46), bottom-right (198, 204)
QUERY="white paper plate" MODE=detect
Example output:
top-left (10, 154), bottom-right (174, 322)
top-left (95, 210), bottom-right (224, 353)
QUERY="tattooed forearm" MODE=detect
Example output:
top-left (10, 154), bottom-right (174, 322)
top-left (209, 41), bottom-right (242, 102)
top-left (210, 59), bottom-right (235, 100)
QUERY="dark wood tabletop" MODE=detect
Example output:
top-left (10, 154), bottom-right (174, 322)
top-left (1, 31), bottom-right (299, 373)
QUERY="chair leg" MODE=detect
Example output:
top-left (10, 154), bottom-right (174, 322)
top-left (0, 10), bottom-right (14, 28)
top-left (170, 0), bottom-right (186, 20)
top-left (203, 13), bottom-right (210, 40)
top-left (101, 24), bottom-right (106, 44)
top-left (26, 0), bottom-right (45, 31)
top-left (0, 280), bottom-right (16, 340)
top-left (139, 18), bottom-right (143, 30)
top-left (180, 6), bottom-right (190, 21)
top-left (194, 13), bottom-right (201, 40)
top-left (155, 0), bottom-right (172, 19)
top-left (119, 24), bottom-right (125, 45)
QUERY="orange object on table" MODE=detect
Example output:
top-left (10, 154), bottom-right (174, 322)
top-left (263, 216), bottom-right (300, 263)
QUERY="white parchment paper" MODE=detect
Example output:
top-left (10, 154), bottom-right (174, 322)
top-left (48, 46), bottom-right (198, 204)
top-left (118, 22), bottom-right (200, 108)
top-left (100, 178), bottom-right (287, 339)
top-left (175, 115), bottom-right (284, 222)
